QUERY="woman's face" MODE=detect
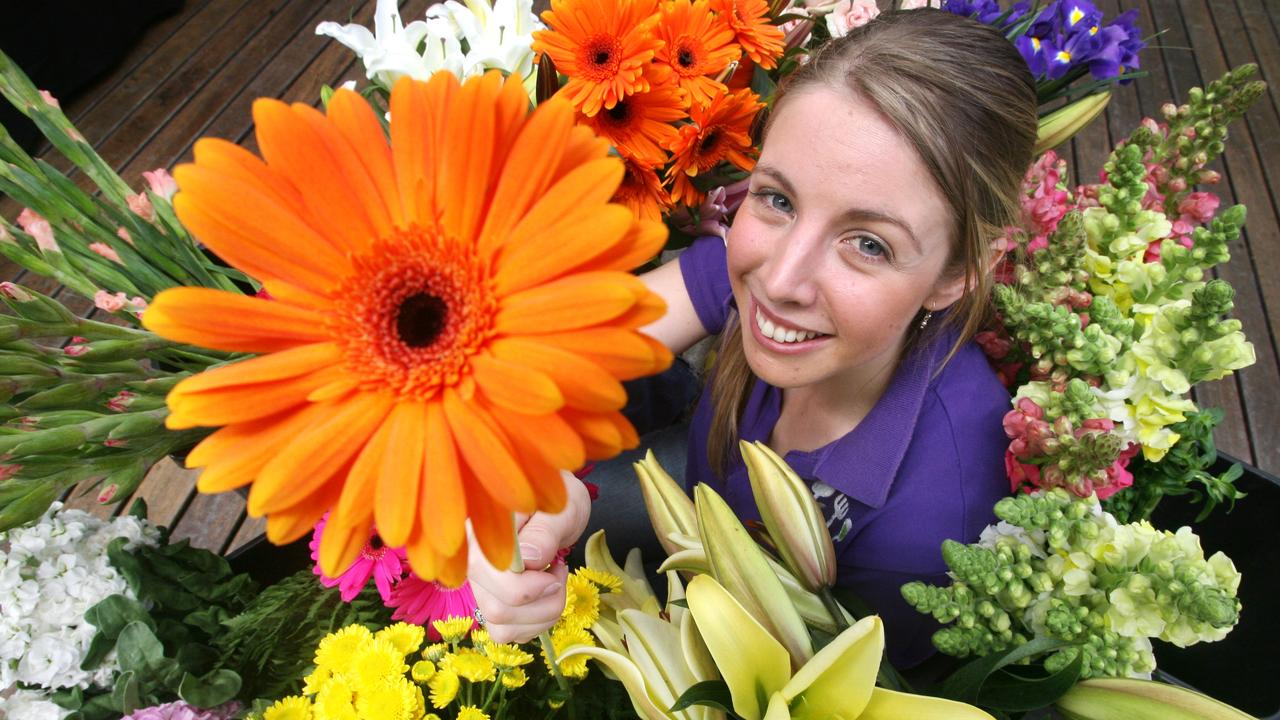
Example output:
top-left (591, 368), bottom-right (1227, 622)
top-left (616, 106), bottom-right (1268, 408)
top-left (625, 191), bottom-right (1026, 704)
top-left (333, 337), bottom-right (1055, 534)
top-left (726, 87), bottom-right (967, 396)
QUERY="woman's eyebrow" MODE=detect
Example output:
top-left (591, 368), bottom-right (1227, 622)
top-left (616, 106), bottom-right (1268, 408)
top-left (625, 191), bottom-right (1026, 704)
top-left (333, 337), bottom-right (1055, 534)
top-left (755, 163), bottom-right (922, 254)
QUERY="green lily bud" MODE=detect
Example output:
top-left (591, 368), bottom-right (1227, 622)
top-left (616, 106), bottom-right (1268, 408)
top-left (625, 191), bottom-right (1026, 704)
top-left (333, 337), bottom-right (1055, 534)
top-left (16, 378), bottom-right (106, 410)
top-left (0, 354), bottom-right (58, 377)
top-left (740, 440), bottom-right (836, 592)
top-left (106, 410), bottom-right (165, 440)
top-left (0, 425), bottom-right (86, 456)
top-left (695, 483), bottom-right (813, 668)
top-left (633, 449), bottom-right (697, 558)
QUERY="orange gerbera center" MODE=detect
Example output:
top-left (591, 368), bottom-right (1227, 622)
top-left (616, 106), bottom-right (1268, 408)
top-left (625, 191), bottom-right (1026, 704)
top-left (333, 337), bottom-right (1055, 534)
top-left (582, 34), bottom-right (623, 80)
top-left (331, 227), bottom-right (495, 399)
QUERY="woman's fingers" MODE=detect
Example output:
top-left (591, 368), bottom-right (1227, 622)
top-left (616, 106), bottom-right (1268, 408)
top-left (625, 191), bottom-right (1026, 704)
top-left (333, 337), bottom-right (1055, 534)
top-left (469, 560), bottom-right (570, 644)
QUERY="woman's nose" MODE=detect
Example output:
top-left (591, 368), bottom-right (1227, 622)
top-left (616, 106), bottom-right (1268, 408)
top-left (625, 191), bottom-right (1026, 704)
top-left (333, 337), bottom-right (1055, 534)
top-left (759, 230), bottom-right (822, 307)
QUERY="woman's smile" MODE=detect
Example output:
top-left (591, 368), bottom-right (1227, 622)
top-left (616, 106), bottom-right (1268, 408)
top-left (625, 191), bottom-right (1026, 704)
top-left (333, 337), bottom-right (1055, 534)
top-left (750, 297), bottom-right (830, 353)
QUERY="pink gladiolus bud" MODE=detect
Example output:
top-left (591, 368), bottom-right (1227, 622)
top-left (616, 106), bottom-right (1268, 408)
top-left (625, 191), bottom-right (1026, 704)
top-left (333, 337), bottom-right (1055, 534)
top-left (94, 290), bottom-right (128, 313)
top-left (103, 438), bottom-right (128, 448)
top-left (116, 227), bottom-right (134, 245)
top-left (88, 242), bottom-right (124, 265)
top-left (38, 90), bottom-right (60, 108)
top-left (141, 169), bottom-right (178, 200)
top-left (17, 208), bottom-right (58, 252)
top-left (0, 282), bottom-right (33, 302)
top-left (0, 463), bottom-right (21, 481)
top-left (126, 193), bottom-right (156, 221)
top-left (64, 342), bottom-right (89, 357)
top-left (106, 390), bottom-right (137, 412)
top-left (127, 296), bottom-right (149, 315)
top-left (97, 484), bottom-right (118, 503)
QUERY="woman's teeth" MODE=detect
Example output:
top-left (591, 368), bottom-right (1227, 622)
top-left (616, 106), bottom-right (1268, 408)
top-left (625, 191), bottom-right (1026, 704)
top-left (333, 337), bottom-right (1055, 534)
top-left (755, 307), bottom-right (819, 344)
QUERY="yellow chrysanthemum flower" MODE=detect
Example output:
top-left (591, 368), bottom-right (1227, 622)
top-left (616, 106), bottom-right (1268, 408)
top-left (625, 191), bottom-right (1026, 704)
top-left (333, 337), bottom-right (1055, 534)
top-left (353, 638), bottom-right (410, 686)
top-left (355, 676), bottom-right (420, 720)
top-left (313, 676), bottom-right (358, 720)
top-left (411, 660), bottom-right (437, 683)
top-left (501, 667), bottom-right (529, 689)
top-left (561, 572), bottom-right (600, 629)
top-left (263, 696), bottom-right (312, 720)
top-left (457, 706), bottom-right (491, 720)
top-left (301, 666), bottom-right (332, 695)
top-left (546, 625), bottom-right (595, 679)
top-left (433, 616), bottom-right (475, 644)
top-left (421, 642), bottom-right (449, 662)
top-left (576, 566), bottom-right (622, 593)
top-left (428, 668), bottom-right (461, 708)
top-left (315, 625), bottom-right (373, 676)
top-left (469, 627), bottom-right (492, 648)
top-left (449, 648), bottom-right (497, 683)
top-left (376, 622), bottom-right (426, 656)
top-left (487, 643), bottom-right (534, 670)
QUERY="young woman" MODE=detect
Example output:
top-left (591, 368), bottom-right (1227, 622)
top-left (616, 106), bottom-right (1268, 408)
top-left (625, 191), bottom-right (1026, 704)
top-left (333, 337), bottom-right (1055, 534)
top-left (467, 8), bottom-right (1038, 669)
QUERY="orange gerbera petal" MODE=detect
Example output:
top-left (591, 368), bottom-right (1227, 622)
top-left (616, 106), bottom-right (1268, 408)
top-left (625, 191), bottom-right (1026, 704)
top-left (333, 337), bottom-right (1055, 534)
top-left (536, 328), bottom-right (670, 379)
top-left (532, 0), bottom-right (663, 116)
top-left (710, 0), bottom-right (785, 70)
top-left (666, 88), bottom-right (763, 205)
top-left (151, 72), bottom-right (671, 583)
top-left (577, 77), bottom-right (686, 167)
top-left (655, 0), bottom-right (742, 107)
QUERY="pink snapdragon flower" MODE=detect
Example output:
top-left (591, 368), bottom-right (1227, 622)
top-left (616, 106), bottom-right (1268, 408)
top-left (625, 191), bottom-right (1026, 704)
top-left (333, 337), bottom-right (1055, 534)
top-left (387, 575), bottom-right (478, 640)
top-left (310, 512), bottom-right (407, 602)
top-left (1021, 151), bottom-right (1071, 237)
top-left (17, 208), bottom-right (58, 252)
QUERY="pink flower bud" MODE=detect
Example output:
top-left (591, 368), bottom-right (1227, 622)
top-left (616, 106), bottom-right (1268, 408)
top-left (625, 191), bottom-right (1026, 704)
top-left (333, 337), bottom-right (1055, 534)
top-left (103, 438), bottom-right (128, 448)
top-left (94, 290), bottom-right (128, 313)
top-left (88, 242), bottom-right (124, 265)
top-left (106, 390), bottom-right (137, 413)
top-left (16, 208), bottom-right (58, 252)
top-left (38, 90), bottom-right (60, 108)
top-left (141, 168), bottom-right (178, 200)
top-left (64, 342), bottom-right (89, 357)
top-left (116, 227), bottom-right (134, 245)
top-left (97, 484), bottom-right (118, 503)
top-left (0, 282), bottom-right (33, 302)
top-left (126, 193), bottom-right (156, 221)
top-left (0, 463), bottom-right (21, 481)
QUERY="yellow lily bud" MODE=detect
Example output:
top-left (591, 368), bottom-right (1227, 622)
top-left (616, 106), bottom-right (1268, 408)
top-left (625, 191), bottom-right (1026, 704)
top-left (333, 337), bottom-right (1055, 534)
top-left (1035, 90), bottom-right (1112, 155)
top-left (635, 449), bottom-right (699, 557)
top-left (695, 484), bottom-right (814, 668)
top-left (740, 441), bottom-right (837, 592)
top-left (1055, 678), bottom-right (1254, 720)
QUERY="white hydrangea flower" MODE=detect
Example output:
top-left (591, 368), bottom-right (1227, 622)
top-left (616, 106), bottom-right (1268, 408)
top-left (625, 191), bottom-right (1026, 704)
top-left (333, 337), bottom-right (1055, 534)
top-left (0, 689), bottom-right (70, 720)
top-left (0, 503), bottom-right (159, 702)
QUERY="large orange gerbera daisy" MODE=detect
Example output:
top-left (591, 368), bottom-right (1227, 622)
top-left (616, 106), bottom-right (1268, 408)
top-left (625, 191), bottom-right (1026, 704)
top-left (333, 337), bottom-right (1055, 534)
top-left (532, 0), bottom-right (664, 117)
top-left (143, 72), bottom-right (672, 586)
top-left (578, 74), bottom-right (685, 168)
top-left (709, 0), bottom-right (784, 70)
top-left (654, 0), bottom-right (741, 108)
top-left (614, 156), bottom-right (674, 222)
top-left (666, 88), bottom-right (763, 206)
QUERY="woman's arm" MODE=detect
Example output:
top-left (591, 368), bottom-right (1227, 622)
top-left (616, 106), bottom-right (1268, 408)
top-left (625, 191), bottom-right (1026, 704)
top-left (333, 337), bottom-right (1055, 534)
top-left (639, 256), bottom-right (709, 355)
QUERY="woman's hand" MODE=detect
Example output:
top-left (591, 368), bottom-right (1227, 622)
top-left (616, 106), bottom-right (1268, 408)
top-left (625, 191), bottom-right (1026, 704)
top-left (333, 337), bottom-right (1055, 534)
top-left (466, 470), bottom-right (593, 644)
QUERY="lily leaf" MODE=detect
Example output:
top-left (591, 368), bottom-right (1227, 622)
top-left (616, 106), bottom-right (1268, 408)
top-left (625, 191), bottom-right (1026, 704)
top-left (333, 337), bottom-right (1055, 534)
top-left (975, 653), bottom-right (1084, 712)
top-left (937, 636), bottom-right (1073, 704)
top-left (671, 680), bottom-right (734, 714)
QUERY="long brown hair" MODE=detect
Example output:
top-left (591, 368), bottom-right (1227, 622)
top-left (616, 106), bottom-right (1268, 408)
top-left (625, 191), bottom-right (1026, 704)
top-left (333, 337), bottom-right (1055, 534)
top-left (707, 9), bottom-right (1037, 476)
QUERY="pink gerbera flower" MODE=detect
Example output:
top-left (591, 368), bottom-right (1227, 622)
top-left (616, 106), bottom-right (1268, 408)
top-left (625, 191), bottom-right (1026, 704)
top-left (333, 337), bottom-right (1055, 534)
top-left (387, 575), bottom-right (478, 640)
top-left (309, 512), bottom-right (406, 602)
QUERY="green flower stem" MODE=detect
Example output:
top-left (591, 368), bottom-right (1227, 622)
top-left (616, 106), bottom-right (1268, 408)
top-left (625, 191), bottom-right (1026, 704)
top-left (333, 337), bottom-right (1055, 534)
top-left (509, 534), bottom-right (571, 694)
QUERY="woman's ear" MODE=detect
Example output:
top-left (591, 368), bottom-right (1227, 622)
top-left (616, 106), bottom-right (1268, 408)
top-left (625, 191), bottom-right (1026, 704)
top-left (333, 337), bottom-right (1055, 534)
top-left (924, 237), bottom-right (1006, 311)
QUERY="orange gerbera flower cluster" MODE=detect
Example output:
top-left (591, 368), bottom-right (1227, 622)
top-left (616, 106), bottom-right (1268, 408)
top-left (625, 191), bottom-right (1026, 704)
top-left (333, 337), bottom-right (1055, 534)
top-left (143, 72), bottom-right (672, 586)
top-left (532, 0), bottom-right (778, 217)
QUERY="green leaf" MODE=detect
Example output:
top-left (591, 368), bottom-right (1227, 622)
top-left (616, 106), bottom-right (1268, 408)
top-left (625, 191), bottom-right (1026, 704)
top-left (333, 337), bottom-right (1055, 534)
top-left (176, 642), bottom-right (220, 676)
top-left (110, 670), bottom-right (141, 715)
top-left (936, 636), bottom-right (1074, 704)
top-left (669, 679), bottom-right (735, 714)
top-left (177, 669), bottom-right (242, 708)
top-left (116, 621), bottom-right (165, 673)
top-left (975, 652), bottom-right (1083, 712)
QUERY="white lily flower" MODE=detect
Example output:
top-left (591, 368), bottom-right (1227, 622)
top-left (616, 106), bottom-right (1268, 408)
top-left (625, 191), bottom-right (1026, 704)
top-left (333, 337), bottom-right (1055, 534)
top-left (316, 0), bottom-right (454, 87)
top-left (424, 0), bottom-right (544, 80)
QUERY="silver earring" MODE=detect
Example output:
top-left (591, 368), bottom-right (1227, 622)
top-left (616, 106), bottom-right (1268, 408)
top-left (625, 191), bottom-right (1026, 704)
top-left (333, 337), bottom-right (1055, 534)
top-left (918, 310), bottom-right (933, 330)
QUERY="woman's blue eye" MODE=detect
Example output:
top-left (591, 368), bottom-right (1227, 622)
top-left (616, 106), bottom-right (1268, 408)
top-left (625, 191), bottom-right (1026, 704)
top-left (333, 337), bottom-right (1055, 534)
top-left (768, 193), bottom-right (793, 213)
top-left (858, 236), bottom-right (886, 257)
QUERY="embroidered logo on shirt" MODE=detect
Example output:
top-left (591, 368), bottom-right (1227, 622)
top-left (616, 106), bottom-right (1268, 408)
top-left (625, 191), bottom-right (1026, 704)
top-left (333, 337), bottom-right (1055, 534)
top-left (811, 480), bottom-right (853, 543)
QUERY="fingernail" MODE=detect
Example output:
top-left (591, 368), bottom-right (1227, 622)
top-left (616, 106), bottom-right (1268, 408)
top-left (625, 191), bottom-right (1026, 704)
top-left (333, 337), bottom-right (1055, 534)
top-left (520, 543), bottom-right (543, 564)
top-left (541, 583), bottom-right (562, 598)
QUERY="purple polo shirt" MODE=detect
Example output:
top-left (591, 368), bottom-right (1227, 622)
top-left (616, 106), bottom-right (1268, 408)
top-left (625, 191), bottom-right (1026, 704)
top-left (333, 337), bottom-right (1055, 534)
top-left (678, 236), bottom-right (1011, 669)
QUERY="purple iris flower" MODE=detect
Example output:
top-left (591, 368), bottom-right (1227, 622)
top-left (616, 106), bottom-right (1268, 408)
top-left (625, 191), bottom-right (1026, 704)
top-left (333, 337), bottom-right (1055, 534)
top-left (941, 0), bottom-right (1005, 25)
top-left (1056, 0), bottom-right (1104, 34)
top-left (1044, 27), bottom-right (1100, 79)
top-left (1016, 34), bottom-right (1050, 77)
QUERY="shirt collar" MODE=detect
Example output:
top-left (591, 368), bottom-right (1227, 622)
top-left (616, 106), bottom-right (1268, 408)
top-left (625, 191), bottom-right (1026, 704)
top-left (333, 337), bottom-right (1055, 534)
top-left (795, 327), bottom-right (955, 509)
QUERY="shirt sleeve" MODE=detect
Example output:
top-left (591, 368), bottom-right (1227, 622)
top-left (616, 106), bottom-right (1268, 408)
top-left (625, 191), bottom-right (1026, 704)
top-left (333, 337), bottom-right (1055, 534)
top-left (678, 235), bottom-right (735, 335)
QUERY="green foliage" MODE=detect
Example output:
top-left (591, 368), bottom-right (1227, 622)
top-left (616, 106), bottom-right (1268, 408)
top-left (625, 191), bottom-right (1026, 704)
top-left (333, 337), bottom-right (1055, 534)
top-left (214, 569), bottom-right (393, 702)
